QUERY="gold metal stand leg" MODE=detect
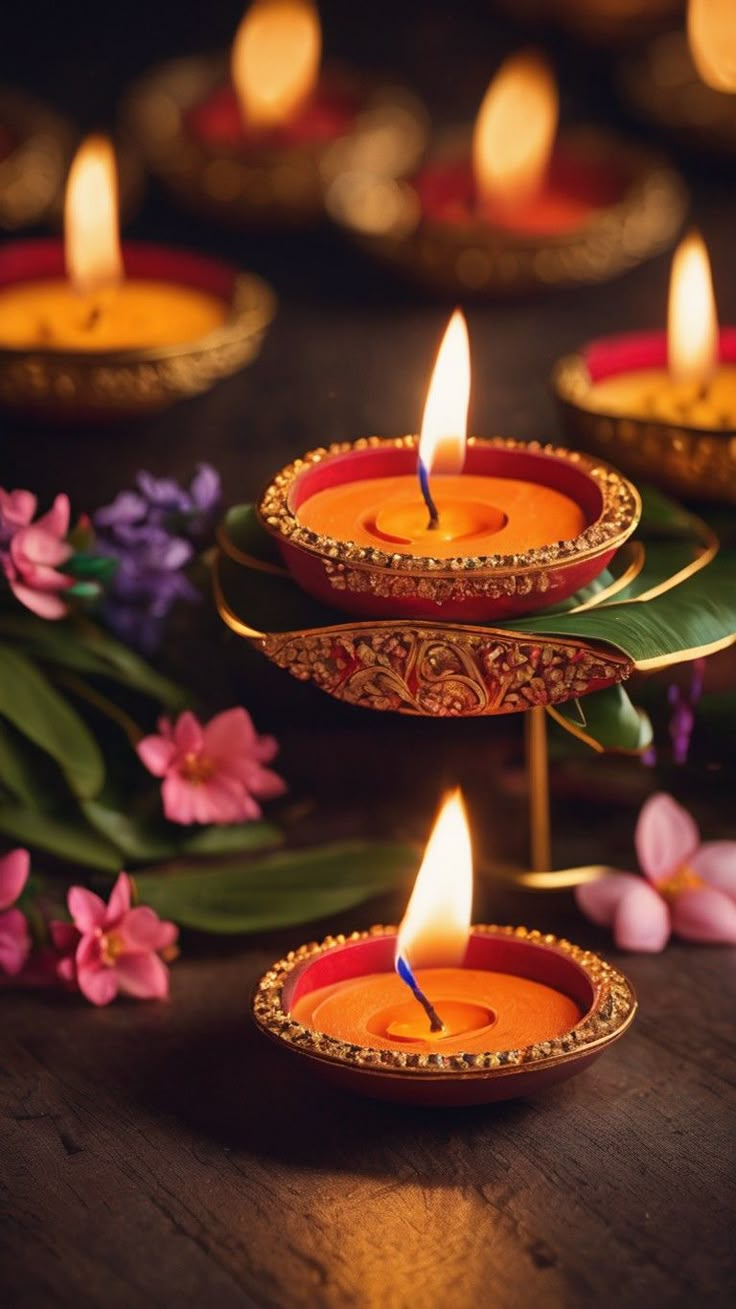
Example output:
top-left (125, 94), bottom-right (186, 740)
top-left (525, 706), bottom-right (551, 873)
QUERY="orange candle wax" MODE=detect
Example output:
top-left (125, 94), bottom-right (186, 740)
top-left (296, 474), bottom-right (586, 558)
top-left (292, 967), bottom-right (582, 1054)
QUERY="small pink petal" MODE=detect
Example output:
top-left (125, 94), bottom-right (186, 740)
top-left (636, 792), bottom-right (700, 885)
top-left (0, 848), bottom-right (30, 910)
top-left (105, 873), bottom-right (131, 924)
top-left (253, 733), bottom-right (280, 764)
top-left (120, 906), bottom-right (177, 951)
top-left (9, 581), bottom-right (68, 619)
top-left (12, 525), bottom-right (71, 568)
top-left (161, 772), bottom-right (198, 824)
top-left (173, 711), bottom-right (204, 756)
top-left (671, 887), bottom-right (736, 944)
top-left (691, 843), bottom-right (736, 898)
top-left (78, 963), bottom-right (119, 1006)
top-left (34, 493), bottom-right (70, 540)
top-left (0, 487), bottom-right (36, 526)
top-left (0, 908), bottom-right (31, 975)
top-left (614, 882), bottom-right (671, 953)
top-left (202, 707), bottom-right (256, 766)
top-left (575, 871), bottom-right (642, 928)
top-left (57, 956), bottom-right (76, 984)
top-left (196, 774), bottom-right (252, 824)
top-left (246, 763), bottom-right (287, 801)
top-left (137, 734), bottom-right (176, 777)
top-left (68, 885), bottom-right (107, 932)
top-left (115, 951), bottom-right (170, 999)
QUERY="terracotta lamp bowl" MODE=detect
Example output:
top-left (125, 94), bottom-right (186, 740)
top-left (553, 329), bottom-right (736, 504)
top-left (0, 238), bottom-right (276, 422)
top-left (252, 925), bottom-right (637, 1107)
top-left (257, 436), bottom-right (641, 622)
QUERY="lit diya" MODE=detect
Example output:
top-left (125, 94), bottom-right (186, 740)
top-left (620, 0), bottom-right (736, 158)
top-left (0, 135), bottom-right (275, 420)
top-left (258, 310), bottom-right (640, 621)
top-left (554, 230), bottom-right (736, 502)
top-left (252, 789), bottom-right (637, 1106)
top-left (326, 48), bottom-right (687, 295)
top-left (124, 0), bottom-right (427, 229)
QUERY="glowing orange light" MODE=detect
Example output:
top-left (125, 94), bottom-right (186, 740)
top-left (396, 788), bottom-right (473, 971)
top-left (668, 231), bottom-right (719, 386)
top-left (418, 310), bottom-right (471, 476)
top-left (64, 135), bottom-right (123, 296)
top-left (472, 50), bottom-right (559, 210)
top-left (688, 0), bottom-right (736, 93)
top-left (232, 0), bottom-right (322, 128)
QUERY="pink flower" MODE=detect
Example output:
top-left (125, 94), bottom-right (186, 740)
top-left (576, 792), bottom-right (736, 952)
top-left (0, 489), bottom-right (73, 619)
top-left (54, 872), bottom-right (178, 1006)
top-left (137, 708), bottom-right (286, 825)
top-left (0, 848), bottom-right (31, 975)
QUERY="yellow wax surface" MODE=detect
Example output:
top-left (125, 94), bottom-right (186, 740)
top-left (297, 475), bottom-right (586, 558)
top-left (291, 968), bottom-right (582, 1054)
top-left (0, 279), bottom-right (228, 351)
top-left (587, 367), bottom-right (736, 429)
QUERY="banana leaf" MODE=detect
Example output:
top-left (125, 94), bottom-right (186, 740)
top-left (548, 685), bottom-right (653, 754)
top-left (0, 806), bottom-right (121, 871)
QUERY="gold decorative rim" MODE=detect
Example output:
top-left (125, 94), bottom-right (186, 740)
top-left (553, 350), bottom-right (736, 504)
top-left (326, 126), bottom-right (688, 293)
top-left (257, 435), bottom-right (642, 578)
top-left (123, 55), bottom-right (429, 226)
top-left (0, 88), bottom-right (73, 231)
top-left (252, 924), bottom-right (638, 1077)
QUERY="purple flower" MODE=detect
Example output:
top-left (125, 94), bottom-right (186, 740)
top-left (93, 465), bottom-right (221, 653)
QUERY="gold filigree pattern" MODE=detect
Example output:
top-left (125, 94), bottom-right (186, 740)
top-left (0, 273), bottom-right (276, 417)
top-left (258, 436), bottom-right (641, 590)
top-left (326, 126), bottom-right (687, 295)
top-left (252, 925), bottom-right (638, 1077)
top-left (554, 353), bottom-right (736, 504)
top-left (259, 623), bottom-right (631, 717)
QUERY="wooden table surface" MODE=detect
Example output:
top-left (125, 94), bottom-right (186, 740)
top-left (2, 4), bottom-right (736, 1305)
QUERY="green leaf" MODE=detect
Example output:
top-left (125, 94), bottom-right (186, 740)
top-left (135, 840), bottom-right (418, 933)
top-left (82, 801), bottom-right (179, 863)
top-left (548, 685), bottom-right (653, 753)
top-left (181, 821), bottom-right (283, 857)
top-left (0, 647), bottom-right (105, 799)
top-left (220, 504), bottom-right (283, 568)
top-left (0, 719), bottom-right (42, 807)
top-left (0, 806), bottom-right (121, 871)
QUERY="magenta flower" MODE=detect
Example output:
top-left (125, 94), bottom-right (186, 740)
top-left (54, 873), bottom-right (178, 1006)
top-left (576, 792), bottom-right (736, 952)
top-left (137, 708), bottom-right (286, 825)
top-left (0, 849), bottom-right (31, 975)
top-left (0, 489), bottom-right (73, 619)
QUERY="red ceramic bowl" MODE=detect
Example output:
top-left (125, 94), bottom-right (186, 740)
top-left (258, 436), bottom-right (641, 622)
top-left (252, 925), bottom-right (637, 1107)
top-left (0, 237), bottom-right (276, 421)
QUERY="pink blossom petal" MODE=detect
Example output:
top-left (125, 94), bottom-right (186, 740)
top-left (68, 885), bottom-right (107, 932)
top-left (196, 774), bottom-right (252, 824)
top-left (172, 711), bottom-right (204, 756)
top-left (137, 734), bottom-right (176, 777)
top-left (671, 887), bottom-right (736, 944)
top-left (0, 908), bottom-right (31, 975)
top-left (253, 733), bottom-right (280, 764)
top-left (9, 581), bottom-right (68, 619)
top-left (57, 956), bottom-right (76, 984)
top-left (105, 873), bottom-right (131, 924)
top-left (115, 951), bottom-right (170, 999)
top-left (635, 792), bottom-right (700, 885)
top-left (12, 524), bottom-right (71, 568)
top-left (35, 493), bottom-right (70, 540)
top-left (247, 763), bottom-right (287, 801)
top-left (161, 772), bottom-right (198, 824)
top-left (691, 843), bottom-right (736, 898)
top-left (120, 906), bottom-right (177, 952)
top-left (202, 707), bottom-right (256, 768)
top-left (76, 932), bottom-right (101, 970)
top-left (78, 963), bottom-right (119, 1006)
top-left (614, 882), bottom-right (671, 953)
top-left (0, 487), bottom-right (36, 527)
top-left (575, 872), bottom-right (643, 928)
top-left (0, 848), bottom-right (30, 910)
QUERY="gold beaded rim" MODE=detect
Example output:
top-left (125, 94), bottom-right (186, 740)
top-left (257, 435), bottom-right (641, 578)
top-left (251, 924), bottom-right (638, 1078)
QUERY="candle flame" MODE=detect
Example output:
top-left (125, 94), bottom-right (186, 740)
top-left (667, 231), bottom-right (719, 386)
top-left (396, 788), bottom-right (473, 971)
top-left (232, 0), bottom-right (321, 129)
top-left (64, 135), bottom-right (123, 296)
top-left (688, 0), bottom-right (736, 93)
top-left (418, 310), bottom-right (470, 476)
top-left (472, 50), bottom-right (558, 210)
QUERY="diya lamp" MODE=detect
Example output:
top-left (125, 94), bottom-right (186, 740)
top-left (0, 134), bottom-right (276, 420)
top-left (124, 0), bottom-right (427, 229)
top-left (258, 309), bottom-right (641, 622)
top-left (326, 49), bottom-right (687, 296)
top-left (553, 230), bottom-right (736, 502)
top-left (620, 0), bottom-right (736, 157)
top-left (0, 87), bottom-right (73, 232)
top-left (252, 788), bottom-right (637, 1106)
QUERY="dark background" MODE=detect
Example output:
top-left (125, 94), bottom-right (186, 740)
top-left (2, 4), bottom-right (735, 1308)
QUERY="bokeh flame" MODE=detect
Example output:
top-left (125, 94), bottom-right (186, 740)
top-left (232, 0), bottom-right (322, 128)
